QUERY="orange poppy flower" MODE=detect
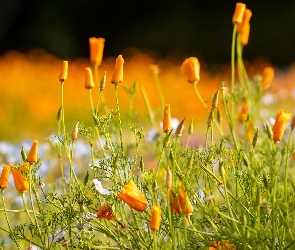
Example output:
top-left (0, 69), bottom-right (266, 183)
top-left (261, 67), bottom-right (275, 90)
top-left (85, 67), bottom-right (95, 89)
top-left (0, 166), bottom-right (10, 189)
top-left (238, 103), bottom-right (249, 123)
top-left (232, 2), bottom-right (246, 24)
top-left (97, 204), bottom-right (115, 221)
top-left (209, 240), bottom-right (236, 250)
top-left (59, 61), bottom-right (68, 82)
top-left (163, 104), bottom-right (171, 133)
top-left (11, 168), bottom-right (29, 192)
top-left (150, 205), bottom-right (161, 231)
top-left (181, 57), bottom-right (200, 83)
top-left (111, 55), bottom-right (124, 84)
top-left (239, 23), bottom-right (250, 46)
top-left (118, 180), bottom-right (148, 212)
top-left (171, 186), bottom-right (193, 215)
top-left (237, 8), bottom-right (252, 32)
top-left (89, 37), bottom-right (105, 66)
top-left (272, 109), bottom-right (292, 142)
top-left (26, 140), bottom-right (38, 164)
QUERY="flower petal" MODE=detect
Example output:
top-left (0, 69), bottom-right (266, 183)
top-left (93, 179), bottom-right (111, 195)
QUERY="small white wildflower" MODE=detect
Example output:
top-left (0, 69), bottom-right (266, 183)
top-left (93, 179), bottom-right (111, 195)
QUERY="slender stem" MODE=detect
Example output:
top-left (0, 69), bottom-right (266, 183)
top-left (167, 188), bottom-right (176, 250)
top-left (153, 230), bottom-right (158, 250)
top-left (183, 215), bottom-right (188, 250)
top-left (58, 120), bottom-right (66, 195)
top-left (115, 85), bottom-right (124, 155)
top-left (231, 24), bottom-right (237, 94)
top-left (2, 190), bottom-right (21, 250)
top-left (152, 70), bottom-right (165, 110)
top-left (93, 64), bottom-right (108, 114)
top-left (21, 193), bottom-right (34, 223)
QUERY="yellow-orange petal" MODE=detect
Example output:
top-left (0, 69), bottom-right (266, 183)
top-left (11, 168), bottom-right (29, 192)
top-left (111, 55), bottom-right (124, 84)
top-left (150, 205), bottom-right (161, 231)
top-left (239, 23), bottom-right (250, 46)
top-left (163, 104), bottom-right (171, 133)
top-left (261, 67), bottom-right (275, 90)
top-left (85, 67), bottom-right (95, 89)
top-left (26, 140), bottom-right (38, 164)
top-left (272, 109), bottom-right (292, 142)
top-left (232, 3), bottom-right (246, 24)
top-left (59, 61), bottom-right (68, 82)
top-left (117, 180), bottom-right (148, 212)
top-left (89, 37), bottom-right (105, 66)
top-left (237, 8), bottom-right (252, 32)
top-left (0, 166), bottom-right (10, 189)
top-left (171, 186), bottom-right (193, 215)
top-left (181, 57), bottom-right (200, 83)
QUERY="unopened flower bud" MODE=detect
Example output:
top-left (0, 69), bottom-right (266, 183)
top-left (71, 120), bottom-right (79, 140)
top-left (100, 71), bottom-right (106, 92)
top-left (21, 145), bottom-right (27, 162)
top-left (211, 89), bottom-right (219, 109)
top-left (175, 117), bottom-right (186, 136)
top-left (264, 120), bottom-right (273, 141)
top-left (166, 169), bottom-right (172, 188)
top-left (57, 106), bottom-right (62, 121)
top-left (59, 61), bottom-right (68, 82)
top-left (188, 119), bottom-right (193, 135)
top-left (186, 151), bottom-right (194, 169)
top-left (290, 115), bottom-right (295, 129)
top-left (256, 187), bottom-right (261, 206)
top-left (232, 2), bottom-right (246, 24)
top-left (85, 67), bottom-right (95, 89)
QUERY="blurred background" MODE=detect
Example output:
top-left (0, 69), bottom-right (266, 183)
top-left (0, 0), bottom-right (295, 141)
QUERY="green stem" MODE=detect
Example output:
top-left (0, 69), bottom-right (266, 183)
top-left (21, 192), bottom-right (34, 223)
top-left (153, 230), bottom-right (158, 250)
top-left (115, 85), bottom-right (124, 156)
top-left (153, 69), bottom-right (165, 110)
top-left (93, 64), bottom-right (108, 114)
top-left (167, 188), bottom-right (176, 250)
top-left (183, 215), bottom-right (188, 250)
top-left (231, 24), bottom-right (237, 94)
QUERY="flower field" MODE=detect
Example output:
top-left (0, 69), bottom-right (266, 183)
top-left (1, 2), bottom-right (295, 250)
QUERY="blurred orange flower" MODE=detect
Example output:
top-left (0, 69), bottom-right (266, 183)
top-left (85, 67), bottom-right (95, 89)
top-left (272, 109), bottom-right (292, 142)
top-left (163, 104), bottom-right (171, 133)
top-left (150, 205), bottom-right (161, 231)
top-left (209, 240), bottom-right (236, 250)
top-left (26, 140), bottom-right (38, 164)
top-left (111, 55), bottom-right (124, 84)
top-left (118, 180), bottom-right (148, 212)
top-left (0, 166), bottom-right (10, 189)
top-left (11, 168), bottom-right (29, 192)
top-left (237, 8), bottom-right (252, 32)
top-left (181, 57), bottom-right (200, 83)
top-left (232, 2), bottom-right (246, 24)
top-left (261, 67), bottom-right (274, 90)
top-left (89, 37), bottom-right (105, 66)
top-left (238, 103), bottom-right (249, 123)
top-left (171, 186), bottom-right (193, 215)
top-left (97, 204), bottom-right (115, 221)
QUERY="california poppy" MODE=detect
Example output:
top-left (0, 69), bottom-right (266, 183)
top-left (181, 57), bottom-right (200, 83)
top-left (232, 2), bottom-right (246, 24)
top-left (237, 8), bottom-right (252, 32)
top-left (118, 180), bottom-right (148, 212)
top-left (170, 186), bottom-right (193, 215)
top-left (149, 205), bottom-right (161, 231)
top-left (26, 140), bottom-right (38, 164)
top-left (272, 109), bottom-right (292, 142)
top-left (11, 168), bottom-right (29, 192)
top-left (261, 67), bottom-right (275, 90)
top-left (85, 67), bottom-right (95, 89)
top-left (97, 204), bottom-right (115, 221)
top-left (0, 165), bottom-right (10, 189)
top-left (239, 23), bottom-right (250, 46)
top-left (163, 104), bottom-right (171, 133)
top-left (111, 55), bottom-right (124, 84)
top-left (89, 37), bottom-right (105, 66)
top-left (209, 240), bottom-right (236, 250)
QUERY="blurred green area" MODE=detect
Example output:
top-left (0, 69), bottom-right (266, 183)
top-left (0, 0), bottom-right (295, 67)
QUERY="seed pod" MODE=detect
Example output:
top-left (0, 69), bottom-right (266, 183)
top-left (264, 120), bottom-right (273, 141)
top-left (263, 172), bottom-right (269, 190)
top-left (207, 109), bottom-right (214, 126)
top-left (188, 119), bottom-right (193, 135)
top-left (100, 71), bottom-right (106, 92)
top-left (57, 107), bottom-right (62, 121)
top-left (256, 187), bottom-right (261, 206)
top-left (139, 155), bottom-right (145, 172)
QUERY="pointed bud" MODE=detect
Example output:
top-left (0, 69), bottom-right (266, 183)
top-left (207, 110), bottom-right (214, 126)
top-left (264, 120), bottom-right (273, 141)
top-left (166, 169), bottom-right (172, 188)
top-left (100, 71), bottom-right (106, 92)
top-left (256, 187), bottom-right (261, 206)
top-left (175, 117), bottom-right (186, 137)
top-left (188, 119), bottom-right (193, 135)
top-left (57, 107), bottom-right (62, 121)
top-left (211, 89), bottom-right (219, 109)
top-left (21, 145), bottom-right (27, 162)
top-left (72, 120), bottom-right (79, 140)
top-left (186, 151), bottom-right (194, 169)
top-left (111, 55), bottom-right (124, 84)
top-left (26, 140), bottom-right (38, 164)
top-left (163, 129), bottom-right (173, 147)
top-left (232, 2), bottom-right (246, 24)
top-left (252, 127), bottom-right (259, 148)
top-left (163, 104), bottom-right (172, 133)
top-left (290, 115), bottom-right (295, 129)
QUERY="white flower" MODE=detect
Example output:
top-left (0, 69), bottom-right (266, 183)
top-left (49, 230), bottom-right (66, 243)
top-left (93, 179), bottom-right (111, 195)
